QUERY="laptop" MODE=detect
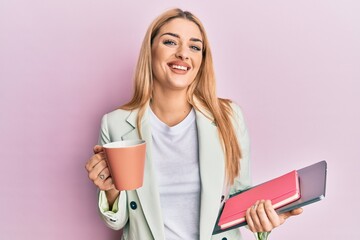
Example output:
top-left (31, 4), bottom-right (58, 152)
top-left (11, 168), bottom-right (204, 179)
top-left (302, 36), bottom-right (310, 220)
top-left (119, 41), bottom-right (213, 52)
top-left (213, 160), bottom-right (327, 235)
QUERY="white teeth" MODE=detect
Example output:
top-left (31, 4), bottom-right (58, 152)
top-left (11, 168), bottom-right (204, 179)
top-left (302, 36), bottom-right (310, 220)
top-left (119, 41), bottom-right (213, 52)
top-left (171, 65), bottom-right (187, 71)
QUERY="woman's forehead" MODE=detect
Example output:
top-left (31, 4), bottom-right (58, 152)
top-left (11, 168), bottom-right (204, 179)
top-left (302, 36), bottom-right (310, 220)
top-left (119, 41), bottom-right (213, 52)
top-left (157, 18), bottom-right (203, 40)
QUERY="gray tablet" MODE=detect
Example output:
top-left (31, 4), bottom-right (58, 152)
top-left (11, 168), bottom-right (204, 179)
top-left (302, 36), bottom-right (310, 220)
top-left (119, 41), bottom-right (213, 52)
top-left (213, 160), bottom-right (327, 234)
top-left (277, 160), bottom-right (327, 213)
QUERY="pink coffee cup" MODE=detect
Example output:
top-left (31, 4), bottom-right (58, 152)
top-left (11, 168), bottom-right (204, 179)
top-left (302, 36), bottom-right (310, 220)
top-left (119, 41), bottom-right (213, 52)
top-left (103, 140), bottom-right (146, 191)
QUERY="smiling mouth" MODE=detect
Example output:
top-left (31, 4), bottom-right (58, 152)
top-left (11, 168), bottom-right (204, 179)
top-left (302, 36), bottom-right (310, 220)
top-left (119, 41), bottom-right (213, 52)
top-left (168, 63), bottom-right (191, 71)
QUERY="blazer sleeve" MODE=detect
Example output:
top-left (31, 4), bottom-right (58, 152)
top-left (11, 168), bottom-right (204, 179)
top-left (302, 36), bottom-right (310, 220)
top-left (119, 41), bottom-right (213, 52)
top-left (97, 114), bottom-right (129, 230)
top-left (229, 103), bottom-right (252, 195)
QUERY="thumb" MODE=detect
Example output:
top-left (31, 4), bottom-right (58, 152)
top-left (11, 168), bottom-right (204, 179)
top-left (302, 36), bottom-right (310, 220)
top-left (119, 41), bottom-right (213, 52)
top-left (281, 208), bottom-right (303, 220)
top-left (93, 145), bottom-right (104, 154)
top-left (290, 208), bottom-right (303, 216)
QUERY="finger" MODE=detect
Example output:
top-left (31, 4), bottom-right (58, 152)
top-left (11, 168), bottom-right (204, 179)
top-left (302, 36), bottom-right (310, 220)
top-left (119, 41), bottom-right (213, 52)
top-left (98, 168), bottom-right (111, 181)
top-left (256, 200), bottom-right (274, 232)
top-left (93, 171), bottom-right (110, 189)
top-left (263, 200), bottom-right (282, 227)
top-left (93, 145), bottom-right (104, 154)
top-left (85, 152), bottom-right (106, 171)
top-left (101, 177), bottom-right (115, 191)
top-left (246, 206), bottom-right (256, 232)
top-left (97, 174), bottom-right (116, 191)
top-left (88, 160), bottom-right (107, 180)
top-left (249, 200), bottom-right (263, 232)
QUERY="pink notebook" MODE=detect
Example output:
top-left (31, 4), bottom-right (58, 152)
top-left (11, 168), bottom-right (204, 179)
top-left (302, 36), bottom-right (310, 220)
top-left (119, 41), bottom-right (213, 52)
top-left (218, 170), bottom-right (301, 230)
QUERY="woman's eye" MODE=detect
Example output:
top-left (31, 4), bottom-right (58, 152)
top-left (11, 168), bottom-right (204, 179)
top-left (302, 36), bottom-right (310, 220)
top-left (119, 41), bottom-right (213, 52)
top-left (190, 45), bottom-right (202, 51)
top-left (163, 40), bottom-right (176, 46)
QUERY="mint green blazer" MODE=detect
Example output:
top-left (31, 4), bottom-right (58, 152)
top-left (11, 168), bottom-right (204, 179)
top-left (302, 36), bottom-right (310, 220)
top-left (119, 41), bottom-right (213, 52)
top-left (97, 102), bottom-right (251, 240)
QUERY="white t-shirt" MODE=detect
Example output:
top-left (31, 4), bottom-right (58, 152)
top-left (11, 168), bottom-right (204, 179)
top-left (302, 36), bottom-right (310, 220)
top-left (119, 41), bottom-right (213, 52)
top-left (150, 108), bottom-right (201, 240)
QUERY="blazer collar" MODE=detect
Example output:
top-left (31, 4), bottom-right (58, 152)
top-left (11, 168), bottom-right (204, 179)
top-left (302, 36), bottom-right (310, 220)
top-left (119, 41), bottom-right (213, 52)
top-left (122, 103), bottom-right (225, 240)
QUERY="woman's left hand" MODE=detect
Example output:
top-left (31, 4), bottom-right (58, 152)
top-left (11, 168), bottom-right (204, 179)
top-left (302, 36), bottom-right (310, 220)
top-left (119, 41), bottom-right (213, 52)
top-left (245, 200), bottom-right (303, 233)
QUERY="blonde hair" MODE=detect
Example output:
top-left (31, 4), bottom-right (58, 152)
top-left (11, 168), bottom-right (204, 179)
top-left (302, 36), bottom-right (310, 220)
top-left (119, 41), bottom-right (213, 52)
top-left (122, 8), bottom-right (241, 185)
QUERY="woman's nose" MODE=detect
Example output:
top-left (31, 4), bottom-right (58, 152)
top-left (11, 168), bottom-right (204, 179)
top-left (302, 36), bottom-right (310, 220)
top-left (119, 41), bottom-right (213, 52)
top-left (175, 46), bottom-right (189, 60)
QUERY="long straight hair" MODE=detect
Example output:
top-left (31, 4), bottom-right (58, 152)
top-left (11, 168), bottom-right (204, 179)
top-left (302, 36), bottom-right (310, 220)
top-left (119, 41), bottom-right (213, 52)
top-left (122, 8), bottom-right (242, 185)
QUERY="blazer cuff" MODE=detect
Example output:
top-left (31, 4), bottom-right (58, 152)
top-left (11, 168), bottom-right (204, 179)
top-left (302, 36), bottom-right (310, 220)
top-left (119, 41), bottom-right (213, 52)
top-left (98, 190), bottom-right (128, 229)
top-left (254, 231), bottom-right (271, 240)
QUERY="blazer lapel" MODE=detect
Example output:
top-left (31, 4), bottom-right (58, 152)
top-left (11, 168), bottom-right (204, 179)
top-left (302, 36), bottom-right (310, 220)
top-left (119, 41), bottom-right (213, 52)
top-left (195, 109), bottom-right (225, 240)
top-left (122, 107), bottom-right (165, 240)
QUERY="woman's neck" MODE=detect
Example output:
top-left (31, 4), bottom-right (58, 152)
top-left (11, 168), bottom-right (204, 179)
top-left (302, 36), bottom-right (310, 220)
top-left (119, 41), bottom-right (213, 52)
top-left (150, 90), bottom-right (192, 127)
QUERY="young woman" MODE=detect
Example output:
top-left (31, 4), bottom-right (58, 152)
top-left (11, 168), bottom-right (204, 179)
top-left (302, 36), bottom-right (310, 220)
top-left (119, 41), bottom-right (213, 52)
top-left (85, 8), bottom-right (302, 240)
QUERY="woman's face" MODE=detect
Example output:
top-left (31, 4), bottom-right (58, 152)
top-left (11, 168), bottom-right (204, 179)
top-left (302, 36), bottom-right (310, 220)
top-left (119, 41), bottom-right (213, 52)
top-left (151, 18), bottom-right (203, 93)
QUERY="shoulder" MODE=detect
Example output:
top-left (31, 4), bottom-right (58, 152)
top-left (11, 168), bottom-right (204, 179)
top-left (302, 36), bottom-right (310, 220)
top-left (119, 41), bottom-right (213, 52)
top-left (228, 101), bottom-right (247, 134)
top-left (229, 102), bottom-right (243, 115)
top-left (216, 99), bottom-right (247, 133)
top-left (100, 108), bottom-right (138, 132)
top-left (105, 108), bottom-right (134, 121)
top-left (218, 99), bottom-right (245, 120)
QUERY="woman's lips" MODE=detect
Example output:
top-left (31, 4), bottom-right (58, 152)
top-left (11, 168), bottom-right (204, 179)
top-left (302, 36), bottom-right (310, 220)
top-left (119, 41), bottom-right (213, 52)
top-left (167, 61), bottom-right (191, 74)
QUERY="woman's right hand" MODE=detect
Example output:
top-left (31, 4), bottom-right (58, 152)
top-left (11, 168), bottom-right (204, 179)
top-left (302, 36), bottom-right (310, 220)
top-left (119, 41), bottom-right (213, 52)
top-left (85, 145), bottom-right (120, 206)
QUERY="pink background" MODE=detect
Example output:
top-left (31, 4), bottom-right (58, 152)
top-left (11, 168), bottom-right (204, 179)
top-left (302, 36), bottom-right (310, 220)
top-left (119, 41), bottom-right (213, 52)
top-left (1, 0), bottom-right (359, 239)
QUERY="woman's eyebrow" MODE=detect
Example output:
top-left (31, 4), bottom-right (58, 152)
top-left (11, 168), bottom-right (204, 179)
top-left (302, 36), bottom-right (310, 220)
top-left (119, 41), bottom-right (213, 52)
top-left (160, 32), bottom-right (180, 38)
top-left (160, 32), bottom-right (203, 44)
top-left (190, 37), bottom-right (203, 44)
